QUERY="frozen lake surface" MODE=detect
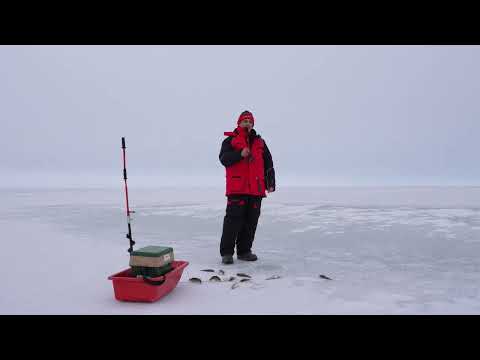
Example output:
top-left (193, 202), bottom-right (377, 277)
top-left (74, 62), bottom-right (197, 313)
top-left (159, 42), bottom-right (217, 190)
top-left (1, 186), bottom-right (480, 314)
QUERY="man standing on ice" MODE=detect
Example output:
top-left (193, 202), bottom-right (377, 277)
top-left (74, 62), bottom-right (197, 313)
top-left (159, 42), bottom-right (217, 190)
top-left (218, 110), bottom-right (276, 264)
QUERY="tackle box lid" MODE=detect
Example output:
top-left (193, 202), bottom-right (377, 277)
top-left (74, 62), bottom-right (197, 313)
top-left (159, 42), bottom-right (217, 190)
top-left (130, 245), bottom-right (173, 258)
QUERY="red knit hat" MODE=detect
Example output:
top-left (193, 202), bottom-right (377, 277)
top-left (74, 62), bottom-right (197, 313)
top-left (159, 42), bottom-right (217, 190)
top-left (237, 110), bottom-right (255, 126)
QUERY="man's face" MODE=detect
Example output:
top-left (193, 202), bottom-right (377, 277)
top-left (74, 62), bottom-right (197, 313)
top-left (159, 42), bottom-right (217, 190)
top-left (239, 119), bottom-right (253, 131)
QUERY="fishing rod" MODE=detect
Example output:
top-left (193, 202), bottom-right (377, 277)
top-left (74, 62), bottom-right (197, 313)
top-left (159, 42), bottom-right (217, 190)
top-left (122, 137), bottom-right (135, 253)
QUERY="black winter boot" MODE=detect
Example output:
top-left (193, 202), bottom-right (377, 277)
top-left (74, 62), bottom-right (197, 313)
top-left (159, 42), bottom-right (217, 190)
top-left (237, 252), bottom-right (258, 261)
top-left (222, 255), bottom-right (234, 264)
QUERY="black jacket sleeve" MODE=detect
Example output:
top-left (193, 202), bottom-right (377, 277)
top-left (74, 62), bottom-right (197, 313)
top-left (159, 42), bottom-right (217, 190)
top-left (219, 137), bottom-right (243, 167)
top-left (263, 140), bottom-right (276, 191)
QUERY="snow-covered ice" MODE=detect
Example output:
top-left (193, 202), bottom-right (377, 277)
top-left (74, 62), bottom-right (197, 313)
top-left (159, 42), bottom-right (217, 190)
top-left (1, 186), bottom-right (480, 314)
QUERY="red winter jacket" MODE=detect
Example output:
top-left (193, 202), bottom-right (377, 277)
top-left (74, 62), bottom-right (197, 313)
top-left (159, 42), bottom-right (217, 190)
top-left (219, 126), bottom-right (275, 197)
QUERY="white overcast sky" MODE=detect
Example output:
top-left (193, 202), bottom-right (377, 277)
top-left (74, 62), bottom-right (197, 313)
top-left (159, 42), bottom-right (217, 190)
top-left (1, 45), bottom-right (479, 187)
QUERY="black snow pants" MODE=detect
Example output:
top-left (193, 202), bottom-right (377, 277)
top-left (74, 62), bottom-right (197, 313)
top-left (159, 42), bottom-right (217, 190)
top-left (220, 195), bottom-right (262, 256)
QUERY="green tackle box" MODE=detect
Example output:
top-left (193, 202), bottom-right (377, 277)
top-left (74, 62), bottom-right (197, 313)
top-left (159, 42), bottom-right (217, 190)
top-left (129, 245), bottom-right (174, 277)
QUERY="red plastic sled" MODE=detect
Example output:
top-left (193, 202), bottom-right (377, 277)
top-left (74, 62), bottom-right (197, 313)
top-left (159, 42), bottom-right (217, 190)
top-left (108, 260), bottom-right (189, 302)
